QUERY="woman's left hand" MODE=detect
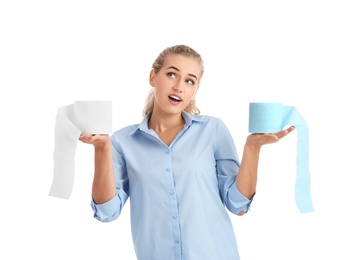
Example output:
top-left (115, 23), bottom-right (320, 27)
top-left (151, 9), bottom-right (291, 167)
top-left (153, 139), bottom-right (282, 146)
top-left (245, 126), bottom-right (295, 149)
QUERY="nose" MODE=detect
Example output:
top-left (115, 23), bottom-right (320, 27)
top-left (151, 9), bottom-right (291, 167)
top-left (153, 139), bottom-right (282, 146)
top-left (173, 79), bottom-right (183, 93)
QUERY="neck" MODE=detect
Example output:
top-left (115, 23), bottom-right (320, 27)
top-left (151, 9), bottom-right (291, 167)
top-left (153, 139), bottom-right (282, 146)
top-left (148, 111), bottom-right (185, 133)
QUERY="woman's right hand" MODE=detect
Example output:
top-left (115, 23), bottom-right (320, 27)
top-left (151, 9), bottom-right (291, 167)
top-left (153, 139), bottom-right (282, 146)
top-left (79, 133), bottom-right (111, 149)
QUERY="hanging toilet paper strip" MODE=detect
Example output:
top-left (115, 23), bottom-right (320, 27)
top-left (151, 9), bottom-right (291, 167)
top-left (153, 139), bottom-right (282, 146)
top-left (49, 101), bottom-right (112, 199)
top-left (249, 102), bottom-right (314, 213)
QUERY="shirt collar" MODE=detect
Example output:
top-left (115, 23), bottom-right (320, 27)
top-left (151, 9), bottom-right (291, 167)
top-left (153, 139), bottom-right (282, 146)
top-left (129, 111), bottom-right (205, 136)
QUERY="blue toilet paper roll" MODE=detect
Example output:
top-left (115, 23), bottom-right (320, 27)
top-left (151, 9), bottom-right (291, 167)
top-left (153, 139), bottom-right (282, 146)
top-left (249, 102), bottom-right (314, 213)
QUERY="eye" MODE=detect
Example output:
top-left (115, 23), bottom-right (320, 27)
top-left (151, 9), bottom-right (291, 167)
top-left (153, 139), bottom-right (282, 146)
top-left (167, 72), bottom-right (177, 78)
top-left (186, 79), bottom-right (195, 85)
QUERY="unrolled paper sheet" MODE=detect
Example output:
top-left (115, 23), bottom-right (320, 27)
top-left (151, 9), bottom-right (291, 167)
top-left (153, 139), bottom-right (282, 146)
top-left (249, 102), bottom-right (314, 213)
top-left (49, 101), bottom-right (112, 199)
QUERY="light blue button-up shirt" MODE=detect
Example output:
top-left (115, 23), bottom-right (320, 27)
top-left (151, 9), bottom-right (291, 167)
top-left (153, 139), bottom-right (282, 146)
top-left (91, 111), bottom-right (253, 260)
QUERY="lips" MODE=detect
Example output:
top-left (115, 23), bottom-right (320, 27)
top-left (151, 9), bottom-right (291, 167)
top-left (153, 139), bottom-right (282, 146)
top-left (168, 94), bottom-right (182, 102)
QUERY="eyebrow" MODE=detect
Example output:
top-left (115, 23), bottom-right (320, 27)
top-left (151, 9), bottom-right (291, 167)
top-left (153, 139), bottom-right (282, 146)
top-left (167, 66), bottom-right (198, 81)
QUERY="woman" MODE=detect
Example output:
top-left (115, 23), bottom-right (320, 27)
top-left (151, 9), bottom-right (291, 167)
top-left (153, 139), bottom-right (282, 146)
top-left (79, 44), bottom-right (294, 260)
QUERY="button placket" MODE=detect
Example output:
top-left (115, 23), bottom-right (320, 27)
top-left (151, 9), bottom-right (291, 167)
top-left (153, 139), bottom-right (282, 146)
top-left (164, 148), bottom-right (182, 258)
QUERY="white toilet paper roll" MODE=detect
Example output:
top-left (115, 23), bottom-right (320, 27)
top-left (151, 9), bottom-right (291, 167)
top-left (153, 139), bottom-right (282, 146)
top-left (74, 101), bottom-right (112, 134)
top-left (49, 101), bottom-right (112, 199)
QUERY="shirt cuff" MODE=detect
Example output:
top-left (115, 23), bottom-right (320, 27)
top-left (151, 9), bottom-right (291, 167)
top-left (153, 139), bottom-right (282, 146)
top-left (227, 185), bottom-right (255, 214)
top-left (90, 194), bottom-right (120, 222)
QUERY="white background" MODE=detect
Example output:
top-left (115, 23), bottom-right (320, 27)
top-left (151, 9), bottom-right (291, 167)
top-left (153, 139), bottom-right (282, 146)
top-left (1, 0), bottom-right (353, 259)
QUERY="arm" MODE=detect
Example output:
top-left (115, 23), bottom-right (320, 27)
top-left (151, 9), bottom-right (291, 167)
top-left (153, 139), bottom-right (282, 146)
top-left (236, 126), bottom-right (295, 215)
top-left (79, 133), bottom-right (116, 204)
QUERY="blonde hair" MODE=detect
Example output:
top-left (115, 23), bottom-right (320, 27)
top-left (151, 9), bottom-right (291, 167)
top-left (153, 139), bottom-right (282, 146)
top-left (143, 45), bottom-right (204, 116)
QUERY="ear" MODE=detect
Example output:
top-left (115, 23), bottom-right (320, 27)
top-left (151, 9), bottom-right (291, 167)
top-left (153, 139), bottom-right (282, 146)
top-left (149, 69), bottom-right (155, 87)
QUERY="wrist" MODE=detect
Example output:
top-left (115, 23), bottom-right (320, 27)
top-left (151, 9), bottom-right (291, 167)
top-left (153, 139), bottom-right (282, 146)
top-left (243, 142), bottom-right (261, 154)
top-left (94, 142), bottom-right (112, 153)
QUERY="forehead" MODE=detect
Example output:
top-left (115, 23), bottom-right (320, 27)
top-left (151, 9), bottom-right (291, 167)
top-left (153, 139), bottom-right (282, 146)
top-left (163, 54), bottom-right (202, 77)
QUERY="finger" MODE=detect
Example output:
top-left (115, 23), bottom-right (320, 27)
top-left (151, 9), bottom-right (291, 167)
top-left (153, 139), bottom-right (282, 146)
top-left (89, 134), bottom-right (101, 142)
top-left (287, 126), bottom-right (296, 132)
top-left (90, 134), bottom-right (111, 143)
top-left (79, 133), bottom-right (94, 143)
top-left (276, 127), bottom-right (294, 139)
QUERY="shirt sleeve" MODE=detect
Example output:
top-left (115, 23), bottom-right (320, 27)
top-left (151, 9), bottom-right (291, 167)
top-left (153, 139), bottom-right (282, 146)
top-left (90, 134), bottom-right (130, 222)
top-left (214, 118), bottom-right (254, 215)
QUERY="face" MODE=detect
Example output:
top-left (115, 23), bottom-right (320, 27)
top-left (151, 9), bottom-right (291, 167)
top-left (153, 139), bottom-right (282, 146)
top-left (149, 54), bottom-right (202, 116)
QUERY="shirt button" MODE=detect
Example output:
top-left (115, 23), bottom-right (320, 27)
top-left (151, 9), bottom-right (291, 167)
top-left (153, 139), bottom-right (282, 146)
top-left (172, 215), bottom-right (177, 219)
top-left (165, 150), bottom-right (170, 154)
top-left (169, 191), bottom-right (174, 196)
top-left (175, 240), bottom-right (180, 244)
top-left (166, 168), bottom-right (170, 172)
